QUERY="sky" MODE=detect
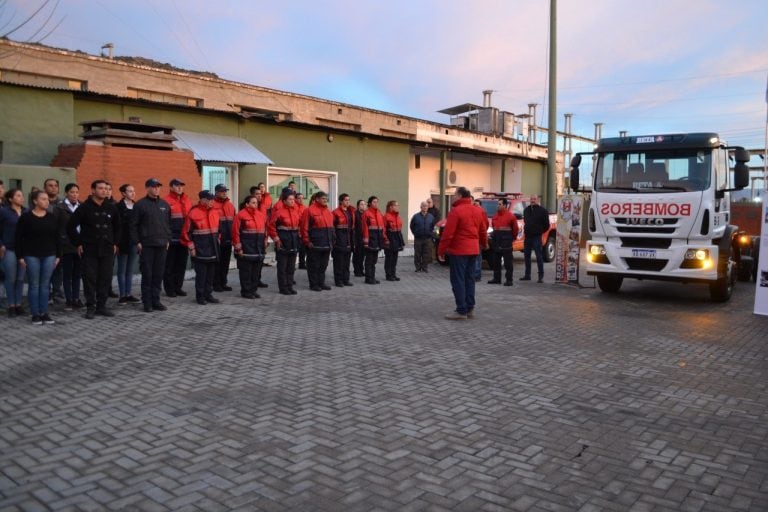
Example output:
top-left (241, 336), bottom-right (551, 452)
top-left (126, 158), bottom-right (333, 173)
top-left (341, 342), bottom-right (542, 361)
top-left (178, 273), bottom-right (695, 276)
top-left (3, 0), bottom-right (768, 153)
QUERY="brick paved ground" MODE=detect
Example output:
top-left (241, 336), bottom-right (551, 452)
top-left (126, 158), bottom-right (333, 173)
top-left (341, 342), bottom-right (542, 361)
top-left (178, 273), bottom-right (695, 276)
top-left (1, 254), bottom-right (767, 511)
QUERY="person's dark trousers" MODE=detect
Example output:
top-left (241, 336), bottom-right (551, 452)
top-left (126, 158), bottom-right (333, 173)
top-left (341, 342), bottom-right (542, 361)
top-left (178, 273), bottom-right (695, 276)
top-left (82, 253), bottom-right (115, 311)
top-left (449, 254), bottom-right (476, 315)
top-left (307, 249), bottom-right (330, 288)
top-left (213, 243), bottom-right (232, 289)
top-left (276, 251), bottom-right (297, 292)
top-left (413, 237), bottom-right (433, 271)
top-left (298, 242), bottom-right (307, 269)
top-left (140, 245), bottom-right (168, 308)
top-left (364, 249), bottom-right (379, 282)
top-left (62, 253), bottom-right (82, 302)
top-left (237, 259), bottom-right (262, 296)
top-left (332, 249), bottom-right (351, 285)
top-left (384, 249), bottom-right (399, 279)
top-left (164, 243), bottom-right (189, 294)
top-left (193, 259), bottom-right (215, 301)
top-left (50, 263), bottom-right (63, 298)
top-left (523, 236), bottom-right (544, 279)
top-left (492, 249), bottom-right (514, 283)
top-left (352, 246), bottom-right (365, 276)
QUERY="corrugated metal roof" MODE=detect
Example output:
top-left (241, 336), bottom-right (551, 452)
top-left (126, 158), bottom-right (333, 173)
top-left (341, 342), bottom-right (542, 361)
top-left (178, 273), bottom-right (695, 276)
top-left (173, 130), bottom-right (273, 165)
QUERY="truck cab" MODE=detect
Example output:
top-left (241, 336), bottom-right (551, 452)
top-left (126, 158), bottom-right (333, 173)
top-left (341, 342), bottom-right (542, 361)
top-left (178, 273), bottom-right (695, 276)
top-left (570, 133), bottom-right (750, 302)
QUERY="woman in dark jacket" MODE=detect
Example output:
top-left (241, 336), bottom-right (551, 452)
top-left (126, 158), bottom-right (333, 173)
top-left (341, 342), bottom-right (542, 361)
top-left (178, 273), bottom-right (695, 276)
top-left (56, 183), bottom-right (83, 309)
top-left (16, 190), bottom-right (61, 325)
top-left (116, 184), bottom-right (140, 304)
top-left (352, 199), bottom-right (367, 277)
top-left (0, 188), bottom-right (28, 316)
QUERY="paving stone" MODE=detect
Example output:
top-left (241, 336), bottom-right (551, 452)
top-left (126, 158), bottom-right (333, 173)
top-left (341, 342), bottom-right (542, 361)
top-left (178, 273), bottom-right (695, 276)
top-left (1, 258), bottom-right (767, 511)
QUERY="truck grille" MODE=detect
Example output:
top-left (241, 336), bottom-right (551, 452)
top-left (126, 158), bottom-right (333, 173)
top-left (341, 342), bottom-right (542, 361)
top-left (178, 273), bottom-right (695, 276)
top-left (620, 238), bottom-right (671, 249)
top-left (624, 258), bottom-right (668, 271)
top-left (616, 226), bottom-right (675, 234)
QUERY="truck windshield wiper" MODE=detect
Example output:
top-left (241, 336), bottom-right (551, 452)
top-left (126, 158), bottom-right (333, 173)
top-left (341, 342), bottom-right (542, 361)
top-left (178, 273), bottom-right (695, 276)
top-left (596, 186), bottom-right (638, 192)
top-left (648, 185), bottom-right (689, 192)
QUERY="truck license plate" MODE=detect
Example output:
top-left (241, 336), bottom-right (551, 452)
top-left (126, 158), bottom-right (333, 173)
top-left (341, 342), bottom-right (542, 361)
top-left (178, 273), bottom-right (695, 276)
top-left (631, 249), bottom-right (657, 259)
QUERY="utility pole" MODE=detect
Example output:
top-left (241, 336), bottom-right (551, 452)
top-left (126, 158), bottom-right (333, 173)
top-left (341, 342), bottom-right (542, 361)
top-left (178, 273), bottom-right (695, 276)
top-left (546, 0), bottom-right (557, 211)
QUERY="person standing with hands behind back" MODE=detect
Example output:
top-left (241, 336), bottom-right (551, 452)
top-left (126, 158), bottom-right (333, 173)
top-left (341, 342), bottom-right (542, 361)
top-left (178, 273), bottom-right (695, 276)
top-left (437, 186), bottom-right (488, 320)
top-left (15, 190), bottom-right (61, 325)
top-left (182, 190), bottom-right (221, 305)
top-left (383, 200), bottom-right (404, 281)
top-left (520, 194), bottom-right (550, 283)
top-left (67, 180), bottom-right (121, 319)
top-left (131, 178), bottom-right (172, 313)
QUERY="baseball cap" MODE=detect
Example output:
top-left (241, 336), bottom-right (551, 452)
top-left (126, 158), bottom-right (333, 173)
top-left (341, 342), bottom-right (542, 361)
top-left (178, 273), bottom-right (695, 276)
top-left (145, 178), bottom-right (162, 187)
top-left (198, 190), bottom-right (214, 200)
top-left (214, 184), bottom-right (229, 192)
top-left (169, 178), bottom-right (185, 187)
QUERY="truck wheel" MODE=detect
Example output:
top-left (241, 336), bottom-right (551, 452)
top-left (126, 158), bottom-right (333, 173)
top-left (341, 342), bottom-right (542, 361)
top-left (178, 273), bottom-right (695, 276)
top-left (737, 256), bottom-right (754, 282)
top-left (543, 235), bottom-right (556, 262)
top-left (709, 259), bottom-right (735, 302)
top-left (597, 275), bottom-right (623, 293)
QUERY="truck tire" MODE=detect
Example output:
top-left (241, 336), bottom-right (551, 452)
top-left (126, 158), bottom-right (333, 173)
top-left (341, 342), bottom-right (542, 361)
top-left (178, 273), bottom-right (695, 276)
top-left (543, 234), bottom-right (556, 262)
top-left (709, 258), bottom-right (735, 302)
top-left (597, 274), bottom-right (623, 293)
top-left (737, 256), bottom-right (754, 282)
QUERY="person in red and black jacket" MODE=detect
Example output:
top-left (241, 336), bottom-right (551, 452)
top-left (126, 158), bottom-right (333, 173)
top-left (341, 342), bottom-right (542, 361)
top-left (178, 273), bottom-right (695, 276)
top-left (295, 192), bottom-right (308, 270)
top-left (361, 196), bottom-right (388, 285)
top-left (211, 184), bottom-right (235, 292)
top-left (181, 190), bottom-right (221, 305)
top-left (383, 200), bottom-right (404, 281)
top-left (437, 186), bottom-right (489, 320)
top-left (332, 193), bottom-right (355, 287)
top-left (488, 197), bottom-right (519, 286)
top-left (352, 199), bottom-right (367, 277)
top-left (268, 191), bottom-right (301, 295)
top-left (163, 178), bottom-right (192, 297)
top-left (300, 191), bottom-right (335, 291)
top-left (233, 194), bottom-right (268, 299)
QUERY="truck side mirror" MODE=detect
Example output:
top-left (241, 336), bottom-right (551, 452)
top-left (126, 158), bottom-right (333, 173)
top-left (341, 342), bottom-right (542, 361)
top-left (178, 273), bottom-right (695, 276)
top-left (733, 148), bottom-right (750, 163)
top-left (733, 162), bottom-right (749, 190)
top-left (569, 154), bottom-right (582, 192)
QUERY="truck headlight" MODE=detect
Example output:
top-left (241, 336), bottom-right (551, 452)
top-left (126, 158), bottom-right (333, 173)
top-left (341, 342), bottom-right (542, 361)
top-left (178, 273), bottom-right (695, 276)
top-left (587, 244), bottom-right (606, 263)
top-left (685, 249), bottom-right (709, 260)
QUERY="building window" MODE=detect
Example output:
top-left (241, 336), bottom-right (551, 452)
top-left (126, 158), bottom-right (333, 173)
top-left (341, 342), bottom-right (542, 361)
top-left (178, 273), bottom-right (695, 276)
top-left (0, 69), bottom-right (87, 91)
top-left (415, 154), bottom-right (421, 169)
top-left (126, 87), bottom-right (203, 108)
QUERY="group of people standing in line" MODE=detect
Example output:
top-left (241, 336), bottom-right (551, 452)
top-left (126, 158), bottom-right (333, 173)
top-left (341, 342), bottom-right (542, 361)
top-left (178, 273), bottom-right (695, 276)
top-left (0, 175), bottom-right (549, 324)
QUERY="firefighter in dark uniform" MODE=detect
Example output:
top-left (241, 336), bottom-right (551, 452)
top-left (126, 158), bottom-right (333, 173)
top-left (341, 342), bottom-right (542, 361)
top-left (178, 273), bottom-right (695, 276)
top-left (181, 190), bottom-right (221, 305)
top-left (232, 194), bottom-right (268, 299)
top-left (361, 196), bottom-right (388, 284)
top-left (300, 191), bottom-right (335, 291)
top-left (352, 199), bottom-right (367, 277)
top-left (332, 193), bottom-right (355, 287)
top-left (211, 184), bottom-right (235, 292)
top-left (488, 197), bottom-right (519, 286)
top-left (268, 191), bottom-right (301, 295)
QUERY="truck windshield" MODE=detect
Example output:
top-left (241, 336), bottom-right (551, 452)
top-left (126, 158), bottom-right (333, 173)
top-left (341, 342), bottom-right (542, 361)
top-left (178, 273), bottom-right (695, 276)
top-left (595, 149), bottom-right (711, 193)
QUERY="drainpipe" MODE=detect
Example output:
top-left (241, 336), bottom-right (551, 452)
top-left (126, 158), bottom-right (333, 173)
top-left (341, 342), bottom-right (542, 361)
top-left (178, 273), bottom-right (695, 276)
top-left (500, 159), bottom-right (507, 192)
top-left (439, 150), bottom-right (447, 214)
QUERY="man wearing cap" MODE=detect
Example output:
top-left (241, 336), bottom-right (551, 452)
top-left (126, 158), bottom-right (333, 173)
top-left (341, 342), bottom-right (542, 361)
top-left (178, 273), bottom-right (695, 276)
top-left (181, 191), bottom-right (221, 305)
top-left (130, 178), bottom-right (172, 313)
top-left (163, 178), bottom-right (192, 297)
top-left (211, 184), bottom-right (235, 292)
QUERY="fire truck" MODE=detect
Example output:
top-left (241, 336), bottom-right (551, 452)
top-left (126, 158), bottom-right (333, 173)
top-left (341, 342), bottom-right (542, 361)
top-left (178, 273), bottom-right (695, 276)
top-left (570, 133), bottom-right (750, 302)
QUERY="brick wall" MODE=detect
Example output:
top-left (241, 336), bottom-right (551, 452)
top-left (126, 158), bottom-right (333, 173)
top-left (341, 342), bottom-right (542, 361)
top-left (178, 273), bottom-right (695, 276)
top-left (51, 143), bottom-right (201, 201)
